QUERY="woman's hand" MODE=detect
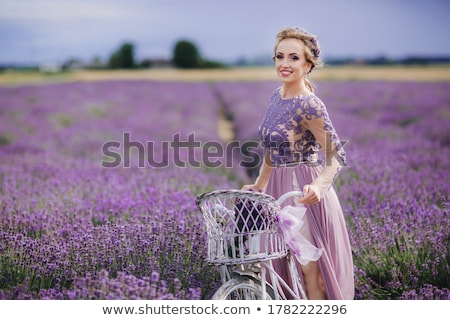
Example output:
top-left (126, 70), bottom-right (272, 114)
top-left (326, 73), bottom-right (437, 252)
top-left (298, 184), bottom-right (321, 205)
top-left (241, 184), bottom-right (263, 192)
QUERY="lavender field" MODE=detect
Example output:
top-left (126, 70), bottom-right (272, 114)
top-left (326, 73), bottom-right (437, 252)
top-left (0, 78), bottom-right (449, 299)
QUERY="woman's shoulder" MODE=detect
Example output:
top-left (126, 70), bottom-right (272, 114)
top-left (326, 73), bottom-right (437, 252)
top-left (299, 93), bottom-right (326, 111)
top-left (308, 94), bottom-right (325, 105)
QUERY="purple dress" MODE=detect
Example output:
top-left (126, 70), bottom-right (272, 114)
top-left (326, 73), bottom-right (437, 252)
top-left (259, 87), bottom-right (354, 300)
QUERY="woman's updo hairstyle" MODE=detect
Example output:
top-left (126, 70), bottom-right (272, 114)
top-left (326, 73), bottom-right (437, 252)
top-left (273, 27), bottom-right (323, 91)
top-left (274, 27), bottom-right (323, 72)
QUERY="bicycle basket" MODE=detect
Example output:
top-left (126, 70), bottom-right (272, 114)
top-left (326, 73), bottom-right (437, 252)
top-left (196, 189), bottom-right (287, 265)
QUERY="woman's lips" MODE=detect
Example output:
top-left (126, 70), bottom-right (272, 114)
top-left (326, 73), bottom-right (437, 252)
top-left (280, 70), bottom-right (292, 77)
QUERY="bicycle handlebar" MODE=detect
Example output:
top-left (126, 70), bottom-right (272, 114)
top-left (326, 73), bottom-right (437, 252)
top-left (277, 191), bottom-right (304, 206)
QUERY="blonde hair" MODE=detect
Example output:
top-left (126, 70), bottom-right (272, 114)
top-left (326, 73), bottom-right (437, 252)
top-left (273, 27), bottom-right (323, 92)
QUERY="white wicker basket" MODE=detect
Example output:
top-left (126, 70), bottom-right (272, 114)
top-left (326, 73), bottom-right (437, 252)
top-left (196, 189), bottom-right (287, 265)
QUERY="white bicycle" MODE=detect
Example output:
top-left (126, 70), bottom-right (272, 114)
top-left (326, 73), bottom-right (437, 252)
top-left (196, 189), bottom-right (312, 300)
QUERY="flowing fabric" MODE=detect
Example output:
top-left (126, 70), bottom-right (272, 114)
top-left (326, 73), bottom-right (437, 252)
top-left (266, 165), bottom-right (355, 300)
top-left (277, 205), bottom-right (323, 265)
top-left (258, 88), bottom-right (354, 299)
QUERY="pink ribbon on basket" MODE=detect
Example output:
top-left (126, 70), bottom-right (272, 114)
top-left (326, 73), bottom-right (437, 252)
top-left (276, 205), bottom-right (323, 265)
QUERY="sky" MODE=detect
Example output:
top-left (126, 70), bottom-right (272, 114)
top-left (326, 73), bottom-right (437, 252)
top-left (0, 0), bottom-right (449, 65)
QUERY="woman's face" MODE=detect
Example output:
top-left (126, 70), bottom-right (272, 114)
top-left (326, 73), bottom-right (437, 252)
top-left (274, 38), bottom-right (311, 84)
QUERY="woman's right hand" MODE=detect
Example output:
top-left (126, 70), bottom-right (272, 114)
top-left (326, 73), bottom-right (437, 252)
top-left (298, 184), bottom-right (321, 205)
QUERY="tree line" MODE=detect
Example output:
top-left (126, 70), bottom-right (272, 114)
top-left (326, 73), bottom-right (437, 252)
top-left (108, 40), bottom-right (226, 69)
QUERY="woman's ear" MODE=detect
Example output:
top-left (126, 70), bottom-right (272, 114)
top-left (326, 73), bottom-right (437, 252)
top-left (306, 62), bottom-right (312, 74)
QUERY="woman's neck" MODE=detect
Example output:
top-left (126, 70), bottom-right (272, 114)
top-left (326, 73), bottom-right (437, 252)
top-left (281, 81), bottom-right (310, 99)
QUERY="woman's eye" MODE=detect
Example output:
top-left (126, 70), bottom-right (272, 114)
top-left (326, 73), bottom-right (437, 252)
top-left (290, 56), bottom-right (299, 61)
top-left (276, 55), bottom-right (283, 60)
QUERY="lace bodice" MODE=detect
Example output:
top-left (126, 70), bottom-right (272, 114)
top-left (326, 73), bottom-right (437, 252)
top-left (259, 87), bottom-right (347, 166)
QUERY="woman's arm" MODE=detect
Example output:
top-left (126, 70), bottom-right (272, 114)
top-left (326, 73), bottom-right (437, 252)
top-left (299, 100), bottom-right (346, 205)
top-left (242, 149), bottom-right (273, 192)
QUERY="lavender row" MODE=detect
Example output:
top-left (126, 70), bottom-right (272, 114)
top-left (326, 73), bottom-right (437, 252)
top-left (0, 81), bottom-right (237, 299)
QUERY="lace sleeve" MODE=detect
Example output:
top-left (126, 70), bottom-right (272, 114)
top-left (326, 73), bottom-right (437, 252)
top-left (301, 96), bottom-right (347, 167)
top-left (300, 96), bottom-right (347, 197)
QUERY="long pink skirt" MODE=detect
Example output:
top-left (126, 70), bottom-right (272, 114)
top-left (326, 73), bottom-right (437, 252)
top-left (265, 163), bottom-right (355, 300)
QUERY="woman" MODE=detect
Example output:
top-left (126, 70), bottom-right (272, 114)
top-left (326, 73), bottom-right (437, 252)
top-left (242, 27), bottom-right (354, 299)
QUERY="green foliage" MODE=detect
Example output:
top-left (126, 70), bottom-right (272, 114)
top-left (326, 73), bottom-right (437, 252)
top-left (172, 40), bottom-right (201, 69)
top-left (0, 133), bottom-right (13, 146)
top-left (352, 230), bottom-right (450, 299)
top-left (172, 39), bottom-right (227, 69)
top-left (108, 42), bottom-right (136, 69)
top-left (48, 113), bottom-right (73, 129)
top-left (199, 59), bottom-right (228, 69)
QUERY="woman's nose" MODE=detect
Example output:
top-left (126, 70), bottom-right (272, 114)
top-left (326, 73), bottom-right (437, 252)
top-left (280, 58), bottom-right (290, 67)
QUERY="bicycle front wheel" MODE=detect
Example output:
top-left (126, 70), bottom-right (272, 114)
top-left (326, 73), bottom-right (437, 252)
top-left (212, 276), bottom-right (275, 300)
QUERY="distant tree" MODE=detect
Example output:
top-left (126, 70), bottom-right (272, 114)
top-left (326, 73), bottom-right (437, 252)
top-left (109, 42), bottom-right (136, 69)
top-left (199, 59), bottom-right (227, 69)
top-left (172, 40), bottom-right (201, 69)
top-left (172, 39), bottom-right (228, 69)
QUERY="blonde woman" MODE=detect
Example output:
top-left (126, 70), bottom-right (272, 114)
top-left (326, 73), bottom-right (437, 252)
top-left (243, 27), bottom-right (354, 299)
